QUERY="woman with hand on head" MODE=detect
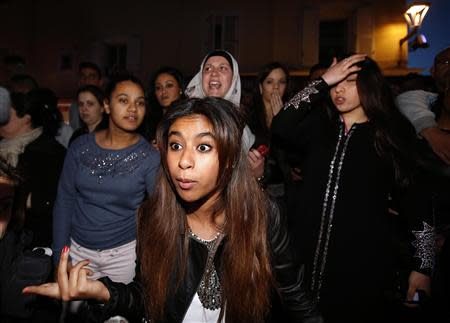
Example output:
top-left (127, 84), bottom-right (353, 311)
top-left (25, 97), bottom-right (323, 323)
top-left (52, 74), bottom-right (160, 286)
top-left (271, 54), bottom-right (435, 322)
top-left (69, 85), bottom-right (108, 145)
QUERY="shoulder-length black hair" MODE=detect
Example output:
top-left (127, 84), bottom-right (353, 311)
top-left (104, 73), bottom-right (149, 137)
top-left (104, 73), bottom-right (145, 101)
top-left (10, 88), bottom-right (62, 137)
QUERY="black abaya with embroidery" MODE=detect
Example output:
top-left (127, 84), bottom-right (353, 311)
top-left (271, 79), bottom-right (435, 323)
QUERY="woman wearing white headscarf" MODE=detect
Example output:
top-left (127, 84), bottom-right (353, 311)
top-left (186, 50), bottom-right (263, 177)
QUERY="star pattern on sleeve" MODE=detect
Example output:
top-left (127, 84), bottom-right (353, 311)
top-left (284, 80), bottom-right (322, 110)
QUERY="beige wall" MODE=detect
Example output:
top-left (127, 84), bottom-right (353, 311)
top-left (0, 0), bottom-right (408, 97)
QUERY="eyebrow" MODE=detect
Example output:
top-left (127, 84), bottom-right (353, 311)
top-left (168, 131), bottom-right (215, 139)
top-left (204, 63), bottom-right (230, 68)
top-left (116, 93), bottom-right (145, 99)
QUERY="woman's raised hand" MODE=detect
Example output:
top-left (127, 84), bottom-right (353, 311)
top-left (270, 90), bottom-right (284, 117)
top-left (248, 149), bottom-right (265, 179)
top-left (23, 246), bottom-right (110, 303)
top-left (321, 54), bottom-right (367, 86)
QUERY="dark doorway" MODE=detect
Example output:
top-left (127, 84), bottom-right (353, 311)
top-left (319, 20), bottom-right (348, 63)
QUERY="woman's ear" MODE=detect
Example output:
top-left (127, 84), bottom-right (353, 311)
top-left (103, 99), bottom-right (110, 114)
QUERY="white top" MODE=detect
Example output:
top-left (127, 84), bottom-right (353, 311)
top-left (183, 293), bottom-right (223, 323)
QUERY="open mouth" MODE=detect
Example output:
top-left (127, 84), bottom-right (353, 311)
top-left (209, 81), bottom-right (221, 89)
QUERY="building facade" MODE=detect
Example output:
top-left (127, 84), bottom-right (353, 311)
top-left (0, 0), bottom-right (411, 97)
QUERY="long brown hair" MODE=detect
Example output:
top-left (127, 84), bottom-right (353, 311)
top-left (138, 97), bottom-right (274, 322)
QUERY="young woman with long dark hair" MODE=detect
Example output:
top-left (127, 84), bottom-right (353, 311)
top-left (247, 62), bottom-right (292, 196)
top-left (24, 97), bottom-right (323, 323)
top-left (250, 62), bottom-right (290, 138)
top-left (271, 54), bottom-right (435, 322)
top-left (145, 66), bottom-right (186, 142)
top-left (150, 66), bottom-right (186, 112)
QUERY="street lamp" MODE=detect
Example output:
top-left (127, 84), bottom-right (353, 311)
top-left (404, 2), bottom-right (430, 28)
top-left (398, 2), bottom-right (430, 67)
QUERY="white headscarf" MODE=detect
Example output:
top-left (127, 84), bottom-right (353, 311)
top-left (186, 50), bottom-right (241, 107)
top-left (0, 127), bottom-right (43, 167)
top-left (186, 51), bottom-right (254, 150)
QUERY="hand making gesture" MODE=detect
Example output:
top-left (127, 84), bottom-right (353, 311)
top-left (23, 246), bottom-right (110, 303)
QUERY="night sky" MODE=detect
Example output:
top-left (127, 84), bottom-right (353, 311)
top-left (407, 0), bottom-right (450, 73)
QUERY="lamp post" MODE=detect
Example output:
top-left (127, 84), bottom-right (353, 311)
top-left (398, 1), bottom-right (430, 68)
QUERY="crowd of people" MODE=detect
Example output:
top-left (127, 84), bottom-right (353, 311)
top-left (0, 47), bottom-right (449, 323)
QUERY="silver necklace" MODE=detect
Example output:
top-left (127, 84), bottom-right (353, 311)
top-left (188, 228), bottom-right (223, 310)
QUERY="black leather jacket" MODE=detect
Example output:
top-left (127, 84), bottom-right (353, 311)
top-left (89, 202), bottom-right (323, 323)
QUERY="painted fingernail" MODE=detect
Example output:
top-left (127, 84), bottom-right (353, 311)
top-left (22, 288), bottom-right (28, 294)
top-left (62, 245), bottom-right (70, 253)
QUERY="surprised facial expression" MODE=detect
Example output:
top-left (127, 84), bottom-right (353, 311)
top-left (166, 115), bottom-right (220, 205)
top-left (259, 68), bottom-right (287, 103)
